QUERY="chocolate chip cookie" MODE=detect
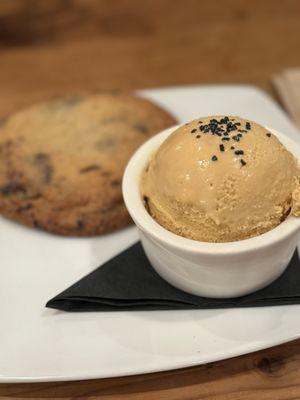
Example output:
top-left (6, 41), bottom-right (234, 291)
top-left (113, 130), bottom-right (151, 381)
top-left (0, 94), bottom-right (176, 235)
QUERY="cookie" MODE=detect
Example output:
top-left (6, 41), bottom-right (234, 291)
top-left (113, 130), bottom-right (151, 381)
top-left (0, 94), bottom-right (176, 235)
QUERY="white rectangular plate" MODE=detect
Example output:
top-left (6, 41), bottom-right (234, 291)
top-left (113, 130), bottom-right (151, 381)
top-left (1, 85), bottom-right (300, 383)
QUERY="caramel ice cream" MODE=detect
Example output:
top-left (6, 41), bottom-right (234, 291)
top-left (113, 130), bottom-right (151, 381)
top-left (141, 116), bottom-right (300, 242)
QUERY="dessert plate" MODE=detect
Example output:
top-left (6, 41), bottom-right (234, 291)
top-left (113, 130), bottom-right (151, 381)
top-left (1, 85), bottom-right (300, 383)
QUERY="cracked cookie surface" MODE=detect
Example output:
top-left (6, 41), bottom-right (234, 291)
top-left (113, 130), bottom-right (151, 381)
top-left (0, 94), bottom-right (176, 235)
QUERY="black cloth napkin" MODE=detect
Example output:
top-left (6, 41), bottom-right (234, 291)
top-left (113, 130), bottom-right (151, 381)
top-left (46, 242), bottom-right (300, 312)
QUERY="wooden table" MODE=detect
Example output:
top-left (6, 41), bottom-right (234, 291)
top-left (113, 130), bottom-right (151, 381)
top-left (1, 1), bottom-right (300, 398)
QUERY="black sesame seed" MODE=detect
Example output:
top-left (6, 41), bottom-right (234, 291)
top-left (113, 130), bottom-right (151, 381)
top-left (222, 137), bottom-right (230, 141)
top-left (266, 133), bottom-right (271, 137)
top-left (198, 121), bottom-right (203, 124)
top-left (219, 144), bottom-right (225, 152)
top-left (200, 125), bottom-right (204, 131)
top-left (191, 128), bottom-right (197, 133)
top-left (226, 125), bottom-right (237, 133)
top-left (231, 146), bottom-right (235, 150)
top-left (240, 159), bottom-right (246, 166)
top-left (220, 116), bottom-right (229, 124)
top-left (212, 155), bottom-right (218, 161)
top-left (232, 135), bottom-right (240, 142)
top-left (196, 134), bottom-right (201, 138)
top-left (234, 150), bottom-right (244, 155)
top-left (246, 122), bottom-right (251, 130)
top-left (237, 133), bottom-right (243, 138)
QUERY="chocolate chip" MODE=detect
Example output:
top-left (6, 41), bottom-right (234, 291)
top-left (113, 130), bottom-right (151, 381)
top-left (111, 179), bottom-right (121, 187)
top-left (246, 122), bottom-right (251, 130)
top-left (33, 153), bottom-right (53, 184)
top-left (34, 153), bottom-right (48, 162)
top-left (17, 204), bottom-right (32, 212)
top-left (0, 182), bottom-right (27, 196)
top-left (33, 218), bottom-right (42, 229)
top-left (77, 219), bottom-right (85, 230)
top-left (101, 198), bottom-right (122, 213)
top-left (79, 165), bottom-right (101, 173)
top-left (211, 155), bottom-right (218, 161)
top-left (133, 123), bottom-right (148, 134)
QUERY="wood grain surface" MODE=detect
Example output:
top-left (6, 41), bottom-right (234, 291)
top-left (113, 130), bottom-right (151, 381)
top-left (1, 340), bottom-right (300, 400)
top-left (1, 0), bottom-right (300, 399)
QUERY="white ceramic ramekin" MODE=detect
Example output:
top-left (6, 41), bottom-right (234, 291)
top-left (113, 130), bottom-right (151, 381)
top-left (123, 125), bottom-right (300, 298)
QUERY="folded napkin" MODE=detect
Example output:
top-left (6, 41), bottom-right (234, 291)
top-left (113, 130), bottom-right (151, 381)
top-left (273, 68), bottom-right (300, 128)
top-left (46, 242), bottom-right (300, 312)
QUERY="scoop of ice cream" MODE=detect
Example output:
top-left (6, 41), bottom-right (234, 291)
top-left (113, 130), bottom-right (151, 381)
top-left (141, 116), bottom-right (300, 242)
